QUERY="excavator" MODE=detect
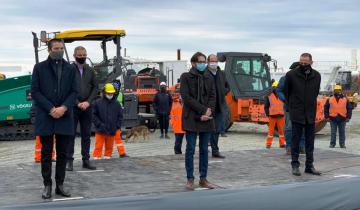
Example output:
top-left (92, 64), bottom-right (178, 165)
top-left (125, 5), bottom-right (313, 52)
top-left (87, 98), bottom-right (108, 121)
top-left (218, 52), bottom-right (329, 133)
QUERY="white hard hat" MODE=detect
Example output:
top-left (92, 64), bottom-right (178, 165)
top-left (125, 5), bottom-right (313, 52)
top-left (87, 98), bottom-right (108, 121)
top-left (160, 82), bottom-right (167, 86)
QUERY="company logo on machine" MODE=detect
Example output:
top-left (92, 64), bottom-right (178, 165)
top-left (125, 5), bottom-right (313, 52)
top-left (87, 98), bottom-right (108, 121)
top-left (9, 103), bottom-right (32, 110)
top-left (9, 104), bottom-right (16, 110)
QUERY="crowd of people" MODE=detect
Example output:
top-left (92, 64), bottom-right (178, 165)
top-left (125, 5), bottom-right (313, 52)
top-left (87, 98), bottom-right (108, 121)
top-left (31, 38), bottom-right (352, 199)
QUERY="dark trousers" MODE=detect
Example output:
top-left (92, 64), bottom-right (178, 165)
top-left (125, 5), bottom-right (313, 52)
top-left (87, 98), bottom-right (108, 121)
top-left (330, 119), bottom-right (346, 146)
top-left (291, 122), bottom-right (315, 169)
top-left (158, 114), bottom-right (169, 135)
top-left (185, 131), bottom-right (211, 180)
top-left (41, 134), bottom-right (70, 186)
top-left (285, 112), bottom-right (305, 150)
top-left (67, 107), bottom-right (92, 161)
top-left (174, 133), bottom-right (184, 153)
top-left (210, 111), bottom-right (223, 155)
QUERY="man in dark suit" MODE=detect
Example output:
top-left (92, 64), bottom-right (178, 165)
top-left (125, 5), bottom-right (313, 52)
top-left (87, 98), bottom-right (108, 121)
top-left (284, 53), bottom-right (321, 176)
top-left (31, 39), bottom-right (78, 199)
top-left (207, 54), bottom-right (230, 158)
top-left (66, 46), bottom-right (97, 171)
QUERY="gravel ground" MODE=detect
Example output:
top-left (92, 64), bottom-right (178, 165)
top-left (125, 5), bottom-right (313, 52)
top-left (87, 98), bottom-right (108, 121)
top-left (1, 108), bottom-right (359, 165)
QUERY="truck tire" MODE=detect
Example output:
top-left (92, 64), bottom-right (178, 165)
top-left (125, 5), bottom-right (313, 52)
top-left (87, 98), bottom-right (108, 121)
top-left (315, 120), bottom-right (327, 133)
top-left (224, 105), bottom-right (233, 131)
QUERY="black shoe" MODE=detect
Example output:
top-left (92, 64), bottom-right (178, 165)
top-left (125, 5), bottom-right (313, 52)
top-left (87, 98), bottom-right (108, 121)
top-left (329, 144), bottom-right (335, 148)
top-left (42, 185), bottom-right (52, 199)
top-left (305, 167), bottom-right (321, 175)
top-left (220, 133), bottom-right (227, 137)
top-left (120, 154), bottom-right (130, 158)
top-left (66, 160), bottom-right (73, 171)
top-left (165, 134), bottom-right (170, 139)
top-left (212, 153), bottom-right (225, 159)
top-left (174, 151), bottom-right (182, 155)
top-left (82, 160), bottom-right (96, 170)
top-left (340, 144), bottom-right (346, 149)
top-left (55, 185), bottom-right (71, 197)
top-left (292, 167), bottom-right (301, 176)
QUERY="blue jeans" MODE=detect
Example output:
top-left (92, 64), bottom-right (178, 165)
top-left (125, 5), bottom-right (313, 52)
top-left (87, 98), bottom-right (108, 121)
top-left (185, 132), bottom-right (211, 180)
top-left (285, 112), bottom-right (305, 150)
top-left (330, 119), bottom-right (346, 146)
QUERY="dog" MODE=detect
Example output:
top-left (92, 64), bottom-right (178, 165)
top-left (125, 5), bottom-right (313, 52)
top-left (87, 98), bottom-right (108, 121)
top-left (124, 125), bottom-right (150, 143)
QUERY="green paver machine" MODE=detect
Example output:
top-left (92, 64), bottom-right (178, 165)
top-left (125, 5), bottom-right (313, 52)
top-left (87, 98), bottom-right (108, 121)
top-left (0, 75), bottom-right (34, 140)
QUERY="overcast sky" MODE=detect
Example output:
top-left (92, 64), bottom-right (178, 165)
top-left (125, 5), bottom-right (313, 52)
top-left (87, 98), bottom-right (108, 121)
top-left (0, 0), bottom-right (359, 72)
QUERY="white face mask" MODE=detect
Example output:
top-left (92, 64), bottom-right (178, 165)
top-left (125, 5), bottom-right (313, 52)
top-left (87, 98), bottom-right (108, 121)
top-left (105, 94), bottom-right (114, 100)
top-left (208, 62), bottom-right (218, 70)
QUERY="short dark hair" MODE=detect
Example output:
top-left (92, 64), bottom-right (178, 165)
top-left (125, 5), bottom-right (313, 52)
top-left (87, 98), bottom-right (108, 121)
top-left (48, 38), bottom-right (63, 50)
top-left (190, 52), bottom-right (206, 63)
top-left (300, 53), bottom-right (312, 61)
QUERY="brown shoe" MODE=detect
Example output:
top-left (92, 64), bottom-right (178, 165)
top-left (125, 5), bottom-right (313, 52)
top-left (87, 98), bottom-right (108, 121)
top-left (266, 144), bottom-right (271, 149)
top-left (199, 178), bottom-right (215, 189)
top-left (186, 179), bottom-right (195, 191)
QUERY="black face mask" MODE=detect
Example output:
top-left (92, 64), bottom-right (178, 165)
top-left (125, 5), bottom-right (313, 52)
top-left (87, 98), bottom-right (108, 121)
top-left (75, 57), bottom-right (86, 64)
top-left (299, 64), bottom-right (311, 74)
top-left (334, 92), bottom-right (341, 98)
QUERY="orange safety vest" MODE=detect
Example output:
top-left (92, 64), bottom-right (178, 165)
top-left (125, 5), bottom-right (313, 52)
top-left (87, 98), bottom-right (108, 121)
top-left (170, 100), bottom-right (185, 134)
top-left (268, 93), bottom-right (284, 116)
top-left (329, 96), bottom-right (347, 118)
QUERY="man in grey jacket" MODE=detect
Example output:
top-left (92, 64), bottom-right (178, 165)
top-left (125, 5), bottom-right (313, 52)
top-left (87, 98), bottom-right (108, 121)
top-left (66, 46), bottom-right (97, 171)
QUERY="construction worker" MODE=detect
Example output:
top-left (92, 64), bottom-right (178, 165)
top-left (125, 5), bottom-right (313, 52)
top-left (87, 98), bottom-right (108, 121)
top-left (113, 80), bottom-right (123, 107)
top-left (153, 82), bottom-right (173, 139)
top-left (264, 81), bottom-right (286, 148)
top-left (34, 136), bottom-right (55, 162)
top-left (170, 95), bottom-right (185, 154)
top-left (92, 83), bottom-right (123, 159)
top-left (112, 81), bottom-right (129, 158)
top-left (324, 85), bottom-right (352, 148)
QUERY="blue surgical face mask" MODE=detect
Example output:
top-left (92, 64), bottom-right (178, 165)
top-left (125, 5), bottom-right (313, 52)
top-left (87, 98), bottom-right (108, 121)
top-left (196, 63), bottom-right (207, 72)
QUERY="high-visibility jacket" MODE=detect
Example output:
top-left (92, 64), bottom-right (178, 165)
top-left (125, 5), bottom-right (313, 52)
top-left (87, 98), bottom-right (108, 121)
top-left (268, 93), bottom-right (284, 116)
top-left (170, 100), bottom-right (185, 134)
top-left (329, 96), bottom-right (347, 118)
top-left (117, 92), bottom-right (123, 107)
